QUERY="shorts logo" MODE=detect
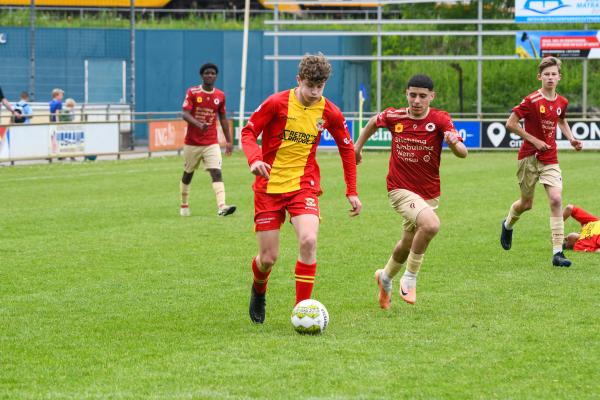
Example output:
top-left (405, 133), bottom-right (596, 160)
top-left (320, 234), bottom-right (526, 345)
top-left (305, 197), bottom-right (316, 207)
top-left (394, 123), bottom-right (404, 133)
top-left (425, 123), bottom-right (436, 132)
top-left (540, 105), bottom-right (545, 113)
top-left (409, 202), bottom-right (415, 209)
top-left (214, 98), bottom-right (220, 105)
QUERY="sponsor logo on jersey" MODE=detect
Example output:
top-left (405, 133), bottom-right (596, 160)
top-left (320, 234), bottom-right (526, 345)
top-left (279, 129), bottom-right (318, 145)
top-left (197, 97), bottom-right (202, 103)
top-left (540, 105), bottom-right (546, 113)
top-left (394, 123), bottom-right (404, 133)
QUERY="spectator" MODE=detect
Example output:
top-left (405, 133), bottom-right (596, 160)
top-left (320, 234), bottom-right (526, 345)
top-left (0, 85), bottom-right (17, 120)
top-left (49, 88), bottom-right (64, 122)
top-left (13, 91), bottom-right (33, 124)
top-left (59, 98), bottom-right (76, 122)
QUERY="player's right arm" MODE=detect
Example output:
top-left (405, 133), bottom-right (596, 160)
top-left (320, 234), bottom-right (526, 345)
top-left (354, 115), bottom-right (379, 165)
top-left (241, 97), bottom-right (275, 179)
top-left (505, 112), bottom-right (549, 152)
top-left (181, 88), bottom-right (207, 131)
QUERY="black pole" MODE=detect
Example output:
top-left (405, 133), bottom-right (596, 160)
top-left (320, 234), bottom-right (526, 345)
top-left (450, 63), bottom-right (463, 115)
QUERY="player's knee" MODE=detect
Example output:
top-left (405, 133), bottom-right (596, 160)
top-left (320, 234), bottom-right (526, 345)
top-left (259, 251), bottom-right (278, 268)
top-left (208, 168), bottom-right (222, 182)
top-left (181, 171), bottom-right (194, 185)
top-left (549, 194), bottom-right (562, 209)
top-left (298, 233), bottom-right (318, 253)
top-left (521, 199), bottom-right (533, 211)
top-left (419, 219), bottom-right (440, 238)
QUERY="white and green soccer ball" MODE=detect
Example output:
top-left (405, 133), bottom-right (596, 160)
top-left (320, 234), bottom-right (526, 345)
top-left (290, 299), bottom-right (329, 334)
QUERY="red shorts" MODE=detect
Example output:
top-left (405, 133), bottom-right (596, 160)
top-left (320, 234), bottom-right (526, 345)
top-left (254, 189), bottom-right (320, 231)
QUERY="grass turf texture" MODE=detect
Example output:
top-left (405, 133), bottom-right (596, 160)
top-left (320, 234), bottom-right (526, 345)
top-left (1, 151), bottom-right (599, 399)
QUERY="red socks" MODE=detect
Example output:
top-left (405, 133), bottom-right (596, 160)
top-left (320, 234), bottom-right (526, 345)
top-left (252, 257), bottom-right (271, 294)
top-left (295, 260), bottom-right (317, 304)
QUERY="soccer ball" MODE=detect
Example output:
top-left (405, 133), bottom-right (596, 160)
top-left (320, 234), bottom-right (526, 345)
top-left (290, 299), bottom-right (329, 334)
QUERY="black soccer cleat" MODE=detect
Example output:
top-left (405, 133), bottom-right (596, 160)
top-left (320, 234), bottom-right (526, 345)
top-left (552, 251), bottom-right (572, 268)
top-left (249, 286), bottom-right (266, 324)
top-left (500, 219), bottom-right (513, 250)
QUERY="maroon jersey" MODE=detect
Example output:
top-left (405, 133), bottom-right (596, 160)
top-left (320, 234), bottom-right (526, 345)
top-left (182, 85), bottom-right (226, 146)
top-left (376, 107), bottom-right (459, 200)
top-left (512, 90), bottom-right (568, 165)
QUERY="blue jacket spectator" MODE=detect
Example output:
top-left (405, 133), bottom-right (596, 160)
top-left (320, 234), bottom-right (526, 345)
top-left (13, 91), bottom-right (33, 123)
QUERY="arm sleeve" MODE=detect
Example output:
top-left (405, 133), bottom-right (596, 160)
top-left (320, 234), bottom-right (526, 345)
top-left (441, 112), bottom-right (462, 141)
top-left (327, 109), bottom-right (357, 196)
top-left (241, 96), bottom-right (275, 166)
top-left (561, 99), bottom-right (568, 119)
top-left (219, 93), bottom-right (226, 116)
top-left (375, 107), bottom-right (394, 128)
top-left (182, 89), bottom-right (193, 111)
top-left (571, 206), bottom-right (599, 226)
top-left (512, 97), bottom-right (530, 119)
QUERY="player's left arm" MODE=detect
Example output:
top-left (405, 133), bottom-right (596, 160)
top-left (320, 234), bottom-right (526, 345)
top-left (558, 118), bottom-right (582, 151)
top-left (328, 111), bottom-right (362, 217)
top-left (442, 116), bottom-right (467, 158)
top-left (218, 98), bottom-right (233, 155)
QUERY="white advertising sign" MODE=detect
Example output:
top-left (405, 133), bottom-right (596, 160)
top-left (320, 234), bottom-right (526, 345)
top-left (515, 0), bottom-right (600, 23)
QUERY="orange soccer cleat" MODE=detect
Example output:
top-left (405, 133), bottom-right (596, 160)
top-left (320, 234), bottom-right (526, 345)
top-left (374, 269), bottom-right (391, 310)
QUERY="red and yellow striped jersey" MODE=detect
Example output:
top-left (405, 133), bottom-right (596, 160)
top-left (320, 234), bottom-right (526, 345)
top-left (241, 89), bottom-right (357, 196)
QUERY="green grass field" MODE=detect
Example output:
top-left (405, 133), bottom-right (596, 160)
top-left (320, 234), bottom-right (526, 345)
top-left (1, 151), bottom-right (599, 399)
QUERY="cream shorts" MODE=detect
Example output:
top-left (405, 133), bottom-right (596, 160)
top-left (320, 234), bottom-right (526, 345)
top-left (388, 188), bottom-right (439, 232)
top-left (183, 143), bottom-right (222, 172)
top-left (517, 156), bottom-right (562, 198)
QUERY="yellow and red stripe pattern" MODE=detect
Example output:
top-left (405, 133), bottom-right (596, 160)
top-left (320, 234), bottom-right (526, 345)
top-left (241, 89), bottom-right (357, 196)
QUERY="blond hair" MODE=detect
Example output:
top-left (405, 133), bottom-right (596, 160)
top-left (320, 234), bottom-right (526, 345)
top-left (51, 88), bottom-right (64, 98)
top-left (298, 53), bottom-right (331, 84)
top-left (64, 98), bottom-right (76, 108)
top-left (538, 56), bottom-right (562, 74)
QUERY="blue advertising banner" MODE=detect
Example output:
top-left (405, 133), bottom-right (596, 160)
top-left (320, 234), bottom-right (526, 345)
top-left (443, 121), bottom-right (481, 149)
top-left (516, 31), bottom-right (600, 59)
top-left (515, 0), bottom-right (600, 23)
top-left (318, 120), bottom-right (354, 148)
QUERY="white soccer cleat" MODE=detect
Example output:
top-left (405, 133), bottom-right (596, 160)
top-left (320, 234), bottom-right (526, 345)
top-left (180, 205), bottom-right (190, 217)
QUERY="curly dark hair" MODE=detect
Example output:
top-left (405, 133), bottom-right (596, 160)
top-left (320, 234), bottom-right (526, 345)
top-left (298, 53), bottom-right (331, 84)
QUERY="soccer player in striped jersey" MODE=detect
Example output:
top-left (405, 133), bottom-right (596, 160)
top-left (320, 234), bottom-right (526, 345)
top-left (355, 74), bottom-right (467, 308)
top-left (242, 53), bottom-right (362, 324)
top-left (500, 57), bottom-right (583, 267)
top-left (562, 204), bottom-right (600, 253)
top-left (179, 63), bottom-right (235, 217)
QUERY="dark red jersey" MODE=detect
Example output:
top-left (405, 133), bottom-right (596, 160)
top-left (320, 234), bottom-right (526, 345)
top-left (241, 89), bottom-right (357, 196)
top-left (376, 107), bottom-right (459, 200)
top-left (512, 90), bottom-right (568, 165)
top-left (182, 85), bottom-right (226, 146)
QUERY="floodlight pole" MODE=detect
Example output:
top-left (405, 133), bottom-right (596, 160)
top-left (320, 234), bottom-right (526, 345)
top-left (476, 0), bottom-right (482, 117)
top-left (29, 0), bottom-right (35, 100)
top-left (376, 5), bottom-right (382, 112)
top-left (239, 0), bottom-right (251, 149)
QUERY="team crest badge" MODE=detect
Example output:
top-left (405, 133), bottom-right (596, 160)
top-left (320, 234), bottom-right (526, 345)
top-left (540, 105), bottom-right (546, 113)
top-left (197, 97), bottom-right (203, 103)
top-left (394, 123), bottom-right (403, 133)
top-left (214, 98), bottom-right (220, 105)
top-left (305, 197), bottom-right (316, 207)
top-left (316, 118), bottom-right (325, 132)
top-left (557, 107), bottom-right (562, 115)
top-left (425, 123), bottom-right (436, 132)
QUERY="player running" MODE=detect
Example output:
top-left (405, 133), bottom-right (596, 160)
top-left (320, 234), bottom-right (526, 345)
top-left (242, 53), bottom-right (362, 324)
top-left (355, 74), bottom-right (467, 308)
top-left (179, 63), bottom-right (236, 217)
top-left (500, 57), bottom-right (583, 267)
